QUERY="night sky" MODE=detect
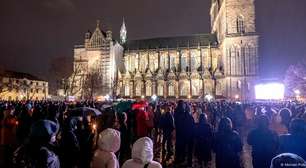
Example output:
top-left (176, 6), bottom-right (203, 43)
top-left (0, 0), bottom-right (306, 80)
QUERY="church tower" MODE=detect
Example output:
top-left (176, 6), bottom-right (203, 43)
top-left (210, 0), bottom-right (259, 100)
top-left (120, 18), bottom-right (127, 44)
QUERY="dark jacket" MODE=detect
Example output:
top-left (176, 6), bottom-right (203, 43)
top-left (60, 119), bottom-right (80, 168)
top-left (159, 112), bottom-right (175, 137)
top-left (195, 122), bottom-right (213, 162)
top-left (213, 130), bottom-right (243, 168)
top-left (13, 144), bottom-right (60, 168)
top-left (247, 128), bottom-right (279, 168)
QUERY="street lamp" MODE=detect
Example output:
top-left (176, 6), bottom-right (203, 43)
top-left (105, 94), bottom-right (110, 101)
top-left (294, 89), bottom-right (301, 95)
top-left (294, 89), bottom-right (301, 100)
top-left (151, 94), bottom-right (157, 101)
top-left (205, 94), bottom-right (213, 101)
top-left (235, 94), bottom-right (240, 100)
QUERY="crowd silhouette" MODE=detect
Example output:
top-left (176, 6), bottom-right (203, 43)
top-left (0, 99), bottom-right (306, 168)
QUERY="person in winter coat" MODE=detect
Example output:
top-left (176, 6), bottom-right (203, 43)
top-left (13, 120), bottom-right (60, 168)
top-left (247, 115), bottom-right (279, 168)
top-left (118, 112), bottom-right (131, 166)
top-left (213, 117), bottom-right (243, 168)
top-left (92, 128), bottom-right (121, 168)
top-left (173, 100), bottom-right (187, 164)
top-left (279, 118), bottom-right (306, 160)
top-left (136, 109), bottom-right (150, 138)
top-left (16, 104), bottom-right (33, 144)
top-left (122, 137), bottom-right (162, 168)
top-left (159, 105), bottom-right (175, 161)
top-left (1, 106), bottom-right (18, 167)
top-left (78, 120), bottom-right (95, 168)
top-left (195, 113), bottom-right (213, 168)
top-left (60, 117), bottom-right (80, 168)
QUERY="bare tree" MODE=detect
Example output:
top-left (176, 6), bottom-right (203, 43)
top-left (82, 69), bottom-right (103, 99)
top-left (48, 56), bottom-right (72, 95)
top-left (67, 63), bottom-right (85, 96)
top-left (284, 59), bottom-right (306, 96)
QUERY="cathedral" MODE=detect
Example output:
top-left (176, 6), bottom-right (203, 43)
top-left (70, 0), bottom-right (259, 100)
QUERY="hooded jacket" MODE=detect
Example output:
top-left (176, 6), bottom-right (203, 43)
top-left (92, 128), bottom-right (121, 168)
top-left (122, 137), bottom-right (162, 168)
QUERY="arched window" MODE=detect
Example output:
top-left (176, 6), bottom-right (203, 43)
top-left (135, 82), bottom-right (142, 96)
top-left (146, 83), bottom-right (152, 96)
top-left (181, 51), bottom-right (188, 71)
top-left (230, 46), bottom-right (236, 75)
top-left (237, 16), bottom-right (245, 34)
top-left (191, 79), bottom-right (201, 96)
top-left (237, 80), bottom-right (242, 89)
top-left (125, 85), bottom-right (130, 96)
top-left (180, 81), bottom-right (190, 96)
top-left (157, 83), bottom-right (163, 96)
top-left (168, 83), bottom-right (175, 96)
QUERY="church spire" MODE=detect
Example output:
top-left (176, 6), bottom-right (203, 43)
top-left (96, 20), bottom-right (100, 28)
top-left (120, 18), bottom-right (127, 44)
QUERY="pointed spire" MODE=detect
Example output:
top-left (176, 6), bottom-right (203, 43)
top-left (120, 17), bottom-right (127, 44)
top-left (96, 20), bottom-right (100, 28)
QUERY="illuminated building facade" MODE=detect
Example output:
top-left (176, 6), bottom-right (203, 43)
top-left (71, 0), bottom-right (258, 100)
top-left (0, 70), bottom-right (48, 100)
top-left (71, 21), bottom-right (123, 98)
top-left (118, 0), bottom-right (259, 99)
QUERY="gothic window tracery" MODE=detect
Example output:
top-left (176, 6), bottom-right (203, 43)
top-left (168, 83), bottom-right (175, 96)
top-left (125, 84), bottom-right (130, 96)
top-left (237, 16), bottom-right (245, 34)
top-left (180, 81), bottom-right (190, 96)
top-left (157, 83), bottom-right (164, 96)
top-left (146, 82), bottom-right (152, 96)
top-left (135, 82), bottom-right (142, 96)
top-left (181, 51), bottom-right (188, 71)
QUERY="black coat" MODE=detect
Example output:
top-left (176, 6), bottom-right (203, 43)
top-left (159, 112), bottom-right (174, 137)
top-left (213, 130), bottom-right (243, 168)
top-left (247, 128), bottom-right (279, 168)
top-left (195, 122), bottom-right (213, 162)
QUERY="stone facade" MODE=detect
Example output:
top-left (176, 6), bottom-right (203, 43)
top-left (70, 0), bottom-right (259, 100)
top-left (70, 21), bottom-right (123, 99)
top-left (118, 0), bottom-right (259, 99)
top-left (0, 71), bottom-right (48, 100)
top-left (118, 36), bottom-right (223, 99)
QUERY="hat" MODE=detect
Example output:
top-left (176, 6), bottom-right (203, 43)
top-left (30, 120), bottom-right (58, 138)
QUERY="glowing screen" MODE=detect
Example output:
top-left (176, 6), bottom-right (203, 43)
top-left (255, 83), bottom-right (285, 100)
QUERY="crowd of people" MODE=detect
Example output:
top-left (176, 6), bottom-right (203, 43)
top-left (0, 99), bottom-right (306, 168)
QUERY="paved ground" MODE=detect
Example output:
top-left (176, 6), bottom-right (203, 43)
top-left (153, 132), bottom-right (254, 168)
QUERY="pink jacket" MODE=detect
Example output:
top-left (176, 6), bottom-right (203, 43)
top-left (91, 128), bottom-right (121, 168)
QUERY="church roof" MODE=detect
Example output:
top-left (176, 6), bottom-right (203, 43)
top-left (0, 70), bottom-right (45, 81)
top-left (124, 34), bottom-right (217, 50)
